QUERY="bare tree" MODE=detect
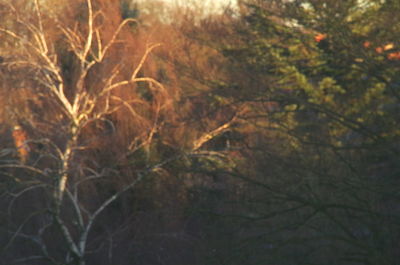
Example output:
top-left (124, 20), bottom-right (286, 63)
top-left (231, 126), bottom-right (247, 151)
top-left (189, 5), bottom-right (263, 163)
top-left (0, 0), bottom-right (179, 264)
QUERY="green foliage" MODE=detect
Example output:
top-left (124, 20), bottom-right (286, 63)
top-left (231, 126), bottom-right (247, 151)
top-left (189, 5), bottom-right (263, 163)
top-left (214, 0), bottom-right (400, 264)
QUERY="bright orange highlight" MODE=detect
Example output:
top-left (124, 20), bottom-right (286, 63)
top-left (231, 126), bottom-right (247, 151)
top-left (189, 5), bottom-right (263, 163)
top-left (12, 125), bottom-right (30, 163)
top-left (363, 41), bottom-right (371, 48)
top-left (314, 33), bottom-right (327, 43)
top-left (383, 43), bottom-right (394, 51)
top-left (387, 52), bottom-right (400, 60)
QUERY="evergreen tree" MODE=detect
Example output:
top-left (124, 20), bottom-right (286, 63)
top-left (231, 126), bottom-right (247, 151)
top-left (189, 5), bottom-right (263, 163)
top-left (218, 1), bottom-right (400, 264)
